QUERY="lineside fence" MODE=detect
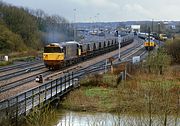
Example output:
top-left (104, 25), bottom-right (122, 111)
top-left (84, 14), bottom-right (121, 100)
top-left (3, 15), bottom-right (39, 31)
top-left (0, 72), bottom-right (79, 124)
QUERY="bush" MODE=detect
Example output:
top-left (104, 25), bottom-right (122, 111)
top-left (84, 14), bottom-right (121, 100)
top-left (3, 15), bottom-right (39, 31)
top-left (144, 48), bottom-right (171, 74)
top-left (25, 104), bottom-right (56, 126)
top-left (80, 73), bottom-right (118, 88)
top-left (165, 38), bottom-right (180, 64)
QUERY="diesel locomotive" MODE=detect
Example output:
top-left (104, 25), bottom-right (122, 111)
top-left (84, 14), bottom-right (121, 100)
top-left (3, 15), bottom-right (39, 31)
top-left (43, 34), bottom-right (134, 69)
top-left (144, 37), bottom-right (156, 50)
top-left (138, 33), bottom-right (156, 50)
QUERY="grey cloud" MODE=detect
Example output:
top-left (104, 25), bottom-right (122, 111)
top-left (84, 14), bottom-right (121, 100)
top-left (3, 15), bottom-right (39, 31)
top-left (4, 0), bottom-right (180, 21)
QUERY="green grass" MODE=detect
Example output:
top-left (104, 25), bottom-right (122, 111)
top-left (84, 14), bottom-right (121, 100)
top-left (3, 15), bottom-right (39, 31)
top-left (0, 61), bottom-right (12, 66)
top-left (84, 87), bottom-right (115, 110)
top-left (0, 56), bottom-right (36, 67)
top-left (12, 56), bottom-right (36, 62)
top-left (62, 50), bottom-right (179, 114)
top-left (62, 68), bottom-right (180, 114)
top-left (24, 104), bottom-right (57, 126)
top-left (84, 87), bottom-right (113, 97)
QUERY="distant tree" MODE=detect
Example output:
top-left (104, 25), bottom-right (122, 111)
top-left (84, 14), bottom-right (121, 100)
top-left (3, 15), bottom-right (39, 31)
top-left (0, 21), bottom-right (27, 53)
top-left (0, 5), bottom-right (41, 49)
top-left (0, 1), bottom-right (74, 53)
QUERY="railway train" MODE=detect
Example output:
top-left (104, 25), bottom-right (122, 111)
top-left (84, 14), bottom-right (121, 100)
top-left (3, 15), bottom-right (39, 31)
top-left (143, 37), bottom-right (156, 50)
top-left (43, 34), bottom-right (134, 69)
top-left (138, 33), bottom-right (156, 50)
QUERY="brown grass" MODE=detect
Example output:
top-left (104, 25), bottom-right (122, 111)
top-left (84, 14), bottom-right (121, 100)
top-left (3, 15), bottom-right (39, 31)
top-left (116, 75), bottom-right (179, 114)
top-left (62, 64), bottom-right (180, 115)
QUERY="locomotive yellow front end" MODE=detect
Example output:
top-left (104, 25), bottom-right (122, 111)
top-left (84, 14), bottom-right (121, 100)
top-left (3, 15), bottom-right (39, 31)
top-left (43, 43), bottom-right (64, 69)
top-left (144, 37), bottom-right (156, 50)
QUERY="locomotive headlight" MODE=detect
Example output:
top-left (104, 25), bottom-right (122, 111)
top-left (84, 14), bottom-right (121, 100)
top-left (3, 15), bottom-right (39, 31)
top-left (44, 55), bottom-right (48, 58)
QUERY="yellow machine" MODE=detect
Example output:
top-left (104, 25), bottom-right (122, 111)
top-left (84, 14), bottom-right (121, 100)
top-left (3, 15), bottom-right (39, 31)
top-left (159, 34), bottom-right (167, 41)
top-left (43, 42), bottom-right (81, 69)
top-left (43, 43), bottom-right (65, 68)
top-left (144, 37), bottom-right (156, 50)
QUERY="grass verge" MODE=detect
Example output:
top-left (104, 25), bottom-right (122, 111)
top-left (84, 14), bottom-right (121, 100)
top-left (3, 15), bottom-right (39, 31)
top-left (62, 66), bottom-right (180, 115)
top-left (0, 61), bottom-right (13, 66)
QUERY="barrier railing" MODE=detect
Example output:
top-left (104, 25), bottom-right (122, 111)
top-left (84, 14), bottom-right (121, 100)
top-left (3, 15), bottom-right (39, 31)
top-left (0, 72), bottom-right (79, 123)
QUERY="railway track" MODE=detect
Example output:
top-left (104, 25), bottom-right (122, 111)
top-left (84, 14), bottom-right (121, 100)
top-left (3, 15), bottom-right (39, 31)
top-left (0, 60), bottom-right (42, 73)
top-left (0, 64), bottom-right (45, 81)
top-left (0, 38), bottom-right (144, 100)
top-left (44, 39), bottom-right (144, 82)
top-left (0, 70), bottom-right (51, 93)
top-left (69, 45), bottom-right (146, 80)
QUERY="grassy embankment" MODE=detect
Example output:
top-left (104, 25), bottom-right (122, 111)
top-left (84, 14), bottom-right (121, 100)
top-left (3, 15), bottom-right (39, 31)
top-left (62, 69), bottom-right (179, 114)
top-left (1, 103), bottom-right (59, 126)
top-left (62, 39), bottom-right (180, 116)
top-left (0, 51), bottom-right (42, 66)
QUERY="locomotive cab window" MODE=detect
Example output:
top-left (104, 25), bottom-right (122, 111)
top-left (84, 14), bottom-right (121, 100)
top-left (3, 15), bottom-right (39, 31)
top-left (44, 47), bottom-right (62, 53)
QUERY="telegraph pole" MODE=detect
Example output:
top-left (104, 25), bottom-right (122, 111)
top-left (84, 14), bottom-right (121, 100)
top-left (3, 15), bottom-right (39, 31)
top-left (151, 19), bottom-right (154, 33)
top-left (158, 23), bottom-right (160, 47)
top-left (148, 27), bottom-right (151, 55)
top-left (118, 34), bottom-right (121, 61)
top-left (148, 27), bottom-right (151, 73)
top-left (73, 9), bottom-right (76, 41)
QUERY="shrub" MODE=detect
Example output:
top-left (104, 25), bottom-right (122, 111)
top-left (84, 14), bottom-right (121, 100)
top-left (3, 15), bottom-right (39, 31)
top-left (144, 48), bottom-right (171, 74)
top-left (25, 104), bottom-right (56, 126)
top-left (165, 38), bottom-right (180, 64)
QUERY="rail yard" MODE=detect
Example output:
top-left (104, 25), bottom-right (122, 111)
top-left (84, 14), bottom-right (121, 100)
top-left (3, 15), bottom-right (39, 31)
top-left (0, 34), bottom-right (149, 117)
top-left (1, 26), bottom-right (177, 126)
top-left (0, 1), bottom-right (180, 126)
top-left (0, 35), bottom-right (144, 100)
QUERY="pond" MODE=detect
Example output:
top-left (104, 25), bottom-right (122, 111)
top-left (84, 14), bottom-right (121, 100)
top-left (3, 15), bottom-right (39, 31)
top-left (55, 110), bottom-right (179, 126)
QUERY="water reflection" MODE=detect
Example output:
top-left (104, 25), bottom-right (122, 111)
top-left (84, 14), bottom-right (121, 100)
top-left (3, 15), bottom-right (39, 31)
top-left (56, 111), bottom-right (179, 126)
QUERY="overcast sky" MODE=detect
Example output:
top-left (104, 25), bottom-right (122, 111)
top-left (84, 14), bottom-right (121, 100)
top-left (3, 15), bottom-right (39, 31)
top-left (3, 0), bottom-right (180, 22)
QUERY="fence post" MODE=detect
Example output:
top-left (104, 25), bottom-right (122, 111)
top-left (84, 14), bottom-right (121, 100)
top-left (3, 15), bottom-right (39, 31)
top-left (7, 100), bottom-right (10, 120)
top-left (125, 64), bottom-right (127, 80)
top-left (65, 75), bottom-right (66, 91)
top-left (25, 92), bottom-right (26, 115)
top-left (60, 77), bottom-right (62, 93)
top-left (69, 73), bottom-right (70, 87)
top-left (51, 81), bottom-right (52, 98)
top-left (56, 79), bottom-right (57, 95)
top-left (16, 97), bottom-right (18, 126)
top-left (72, 72), bottom-right (74, 86)
top-left (39, 87), bottom-right (41, 105)
top-left (32, 90), bottom-right (34, 108)
top-left (45, 84), bottom-right (47, 101)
